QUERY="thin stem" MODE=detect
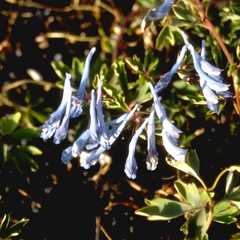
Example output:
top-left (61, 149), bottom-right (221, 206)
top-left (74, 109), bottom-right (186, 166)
top-left (199, 10), bottom-right (240, 114)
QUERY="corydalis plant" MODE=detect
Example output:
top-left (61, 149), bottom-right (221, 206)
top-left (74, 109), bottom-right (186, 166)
top-left (40, 47), bottom-right (96, 144)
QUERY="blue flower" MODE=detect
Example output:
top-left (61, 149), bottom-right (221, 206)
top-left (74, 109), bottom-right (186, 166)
top-left (148, 82), bottom-right (187, 161)
top-left (181, 31), bottom-right (233, 112)
top-left (142, 0), bottom-right (175, 31)
top-left (146, 106), bottom-right (159, 171)
top-left (79, 104), bottom-right (139, 168)
top-left (70, 47), bottom-right (96, 118)
top-left (124, 117), bottom-right (149, 179)
top-left (161, 128), bottom-right (187, 161)
top-left (181, 32), bottom-right (230, 92)
top-left (53, 86), bottom-right (72, 144)
top-left (40, 73), bottom-right (72, 141)
top-left (60, 78), bottom-right (139, 166)
top-left (155, 45), bottom-right (187, 93)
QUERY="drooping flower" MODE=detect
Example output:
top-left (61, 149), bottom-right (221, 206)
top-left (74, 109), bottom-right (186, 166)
top-left (53, 86), bottom-right (72, 144)
top-left (124, 117), bottom-right (149, 179)
top-left (40, 73), bottom-right (72, 141)
top-left (161, 128), bottom-right (187, 161)
top-left (79, 104), bottom-right (139, 169)
top-left (146, 106), bottom-right (159, 171)
top-left (181, 31), bottom-right (233, 112)
top-left (61, 78), bottom-right (139, 167)
top-left (70, 47), bottom-right (96, 118)
top-left (148, 82), bottom-right (187, 161)
top-left (141, 0), bottom-right (175, 31)
top-left (155, 45), bottom-right (187, 93)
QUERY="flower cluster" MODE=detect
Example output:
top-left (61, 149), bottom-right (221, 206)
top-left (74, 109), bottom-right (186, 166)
top-left (40, 47), bottom-right (96, 144)
top-left (40, 29), bottom-right (232, 179)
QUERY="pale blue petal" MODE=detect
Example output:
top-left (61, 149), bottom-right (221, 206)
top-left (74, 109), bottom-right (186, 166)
top-left (109, 104), bottom-right (139, 145)
top-left (124, 117), bottom-right (149, 179)
top-left (53, 87), bottom-right (72, 144)
top-left (96, 79), bottom-right (110, 150)
top-left (70, 47), bottom-right (96, 118)
top-left (40, 73), bottom-right (72, 140)
top-left (72, 130), bottom-right (91, 157)
top-left (76, 47), bottom-right (96, 99)
top-left (89, 89), bottom-right (101, 143)
top-left (155, 45), bottom-right (187, 93)
top-left (162, 128), bottom-right (187, 161)
top-left (146, 0), bottom-right (174, 21)
top-left (148, 82), bottom-right (167, 120)
top-left (61, 146), bottom-right (74, 164)
top-left (199, 79), bottom-right (219, 104)
top-left (80, 146), bottom-right (105, 169)
top-left (146, 106), bottom-right (159, 171)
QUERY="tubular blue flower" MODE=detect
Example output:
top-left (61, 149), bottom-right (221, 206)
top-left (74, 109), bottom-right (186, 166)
top-left (40, 73), bottom-right (72, 141)
top-left (61, 146), bottom-right (74, 164)
top-left (70, 47), bottom-right (96, 118)
top-left (181, 31), bottom-right (233, 112)
top-left (181, 31), bottom-right (230, 92)
top-left (89, 89), bottom-right (101, 143)
top-left (72, 130), bottom-right (91, 158)
top-left (146, 106), bottom-right (159, 171)
top-left (80, 104), bottom-right (139, 169)
top-left (162, 128), bottom-right (187, 161)
top-left (125, 117), bottom-right (149, 179)
top-left (149, 82), bottom-right (182, 138)
top-left (148, 82), bottom-right (186, 160)
top-left (141, 0), bottom-right (175, 31)
top-left (155, 45), bottom-right (187, 93)
top-left (96, 79), bottom-right (110, 150)
top-left (53, 86), bottom-right (72, 144)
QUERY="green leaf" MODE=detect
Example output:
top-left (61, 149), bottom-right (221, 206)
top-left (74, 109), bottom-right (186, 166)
top-left (0, 112), bottom-right (21, 135)
top-left (0, 213), bottom-right (11, 235)
top-left (135, 198), bottom-right (200, 220)
top-left (213, 201), bottom-right (239, 224)
top-left (21, 145), bottom-right (42, 155)
top-left (0, 141), bottom-right (7, 169)
top-left (172, 5), bottom-right (197, 22)
top-left (10, 128), bottom-right (40, 140)
top-left (71, 57), bottom-right (84, 80)
top-left (125, 55), bottom-right (143, 72)
top-left (51, 61), bottom-right (71, 80)
top-left (225, 170), bottom-right (239, 197)
top-left (133, 81), bottom-right (152, 105)
top-left (1, 218), bottom-right (29, 239)
top-left (184, 208), bottom-right (207, 240)
top-left (103, 84), bottom-right (129, 111)
top-left (230, 232), bottom-right (240, 240)
top-left (101, 37), bottom-right (115, 54)
top-left (186, 150), bottom-right (200, 175)
top-left (174, 181), bottom-right (202, 207)
top-left (166, 159), bottom-right (206, 189)
top-left (112, 59), bottom-right (129, 97)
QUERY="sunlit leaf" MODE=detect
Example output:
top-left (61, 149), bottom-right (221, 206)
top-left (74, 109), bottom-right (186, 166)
top-left (135, 198), bottom-right (200, 220)
top-left (10, 128), bottom-right (40, 140)
top-left (71, 57), bottom-right (84, 80)
top-left (0, 213), bottom-right (11, 235)
top-left (172, 5), bottom-right (197, 22)
top-left (1, 217), bottom-right (29, 239)
top-left (0, 112), bottom-right (21, 135)
top-left (174, 181), bottom-right (202, 207)
top-left (225, 170), bottom-right (239, 197)
top-left (51, 61), bottom-right (71, 80)
top-left (186, 149), bottom-right (200, 175)
top-left (213, 201), bottom-right (239, 224)
top-left (184, 208), bottom-right (207, 240)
